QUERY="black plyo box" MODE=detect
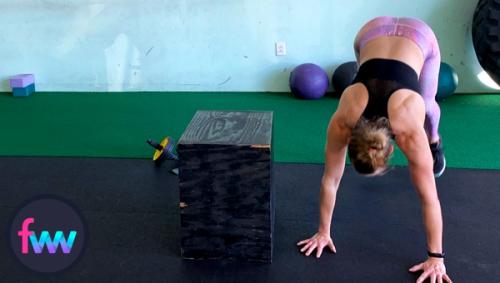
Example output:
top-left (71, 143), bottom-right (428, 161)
top-left (177, 110), bottom-right (273, 262)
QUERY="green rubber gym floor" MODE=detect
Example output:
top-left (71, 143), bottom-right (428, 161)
top-left (0, 92), bottom-right (499, 169)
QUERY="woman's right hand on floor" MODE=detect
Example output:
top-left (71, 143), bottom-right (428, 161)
top-left (297, 232), bottom-right (337, 258)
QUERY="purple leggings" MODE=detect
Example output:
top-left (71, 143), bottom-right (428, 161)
top-left (354, 16), bottom-right (441, 141)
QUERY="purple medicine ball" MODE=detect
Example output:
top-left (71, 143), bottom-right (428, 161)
top-left (289, 63), bottom-right (329, 99)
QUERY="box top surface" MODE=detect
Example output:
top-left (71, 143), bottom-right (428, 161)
top-left (179, 111), bottom-right (273, 146)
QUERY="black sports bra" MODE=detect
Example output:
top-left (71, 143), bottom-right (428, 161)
top-left (352, 58), bottom-right (421, 120)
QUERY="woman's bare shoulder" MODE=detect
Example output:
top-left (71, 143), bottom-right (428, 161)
top-left (334, 83), bottom-right (369, 128)
top-left (387, 90), bottom-right (425, 135)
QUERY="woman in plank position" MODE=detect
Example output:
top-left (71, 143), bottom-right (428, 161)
top-left (297, 17), bottom-right (451, 283)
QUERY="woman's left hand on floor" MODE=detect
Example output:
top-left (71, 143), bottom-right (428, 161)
top-left (409, 257), bottom-right (453, 283)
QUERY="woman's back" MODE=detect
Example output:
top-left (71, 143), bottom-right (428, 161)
top-left (359, 36), bottom-right (425, 76)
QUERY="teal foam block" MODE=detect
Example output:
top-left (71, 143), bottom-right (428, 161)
top-left (12, 83), bottom-right (35, 97)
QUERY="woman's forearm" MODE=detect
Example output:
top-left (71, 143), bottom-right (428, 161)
top-left (410, 165), bottom-right (444, 255)
top-left (421, 198), bottom-right (443, 254)
top-left (318, 179), bottom-right (339, 235)
top-left (398, 129), bottom-right (444, 256)
top-left (318, 112), bottom-right (350, 236)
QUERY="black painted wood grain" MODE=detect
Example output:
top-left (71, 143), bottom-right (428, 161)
top-left (178, 111), bottom-right (273, 262)
top-left (179, 111), bottom-right (273, 146)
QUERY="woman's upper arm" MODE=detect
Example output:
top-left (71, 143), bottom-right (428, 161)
top-left (322, 116), bottom-right (349, 188)
top-left (322, 87), bottom-right (366, 187)
top-left (390, 93), bottom-right (436, 199)
top-left (389, 91), bottom-right (428, 167)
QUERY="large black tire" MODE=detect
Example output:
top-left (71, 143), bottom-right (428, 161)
top-left (472, 0), bottom-right (500, 85)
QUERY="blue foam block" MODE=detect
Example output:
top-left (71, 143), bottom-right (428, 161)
top-left (12, 83), bottom-right (35, 97)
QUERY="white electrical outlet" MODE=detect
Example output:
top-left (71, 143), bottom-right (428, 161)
top-left (276, 41), bottom-right (286, 56)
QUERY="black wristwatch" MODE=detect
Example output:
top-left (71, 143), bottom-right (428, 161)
top-left (427, 251), bottom-right (445, 258)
